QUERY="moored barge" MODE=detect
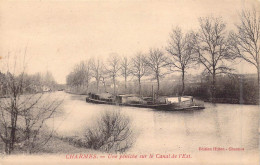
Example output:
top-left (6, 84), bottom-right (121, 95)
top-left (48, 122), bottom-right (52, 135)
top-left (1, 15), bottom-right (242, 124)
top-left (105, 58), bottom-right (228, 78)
top-left (86, 93), bottom-right (205, 111)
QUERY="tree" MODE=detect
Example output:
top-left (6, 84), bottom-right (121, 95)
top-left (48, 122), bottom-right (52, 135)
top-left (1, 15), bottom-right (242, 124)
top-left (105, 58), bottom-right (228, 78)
top-left (43, 71), bottom-right (56, 89)
top-left (90, 58), bottom-right (104, 93)
top-left (120, 57), bottom-right (131, 91)
top-left (0, 72), bottom-right (5, 95)
top-left (144, 48), bottom-right (168, 95)
top-left (229, 8), bottom-right (260, 96)
top-left (0, 52), bottom-right (62, 154)
top-left (192, 17), bottom-right (234, 100)
top-left (82, 60), bottom-right (92, 92)
top-left (105, 55), bottom-right (121, 95)
top-left (73, 60), bottom-right (92, 92)
top-left (20, 93), bottom-right (61, 153)
top-left (131, 53), bottom-right (147, 96)
top-left (166, 27), bottom-right (196, 96)
top-left (66, 64), bottom-right (85, 91)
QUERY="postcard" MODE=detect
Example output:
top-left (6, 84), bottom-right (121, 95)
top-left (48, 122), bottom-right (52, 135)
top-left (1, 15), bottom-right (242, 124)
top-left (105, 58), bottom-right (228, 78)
top-left (0, 0), bottom-right (259, 164)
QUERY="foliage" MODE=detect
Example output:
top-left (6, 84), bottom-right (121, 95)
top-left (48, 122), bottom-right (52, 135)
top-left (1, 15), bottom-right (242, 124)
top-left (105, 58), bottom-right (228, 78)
top-left (62, 110), bottom-right (134, 153)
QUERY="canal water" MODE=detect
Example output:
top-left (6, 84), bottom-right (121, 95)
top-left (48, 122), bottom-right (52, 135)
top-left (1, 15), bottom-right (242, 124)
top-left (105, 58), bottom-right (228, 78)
top-left (50, 91), bottom-right (259, 155)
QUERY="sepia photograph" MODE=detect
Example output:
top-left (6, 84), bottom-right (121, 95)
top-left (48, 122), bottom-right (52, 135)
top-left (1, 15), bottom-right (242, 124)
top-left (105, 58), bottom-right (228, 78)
top-left (0, 0), bottom-right (259, 164)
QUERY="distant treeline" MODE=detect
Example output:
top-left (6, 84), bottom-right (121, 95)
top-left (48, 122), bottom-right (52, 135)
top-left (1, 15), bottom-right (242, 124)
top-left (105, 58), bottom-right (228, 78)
top-left (66, 8), bottom-right (260, 105)
top-left (0, 71), bottom-right (59, 96)
top-left (67, 73), bottom-right (259, 104)
top-left (184, 74), bottom-right (259, 105)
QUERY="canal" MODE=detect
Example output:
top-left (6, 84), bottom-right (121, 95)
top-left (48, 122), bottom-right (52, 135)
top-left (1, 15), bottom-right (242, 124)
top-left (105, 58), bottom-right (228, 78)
top-left (50, 91), bottom-right (259, 155)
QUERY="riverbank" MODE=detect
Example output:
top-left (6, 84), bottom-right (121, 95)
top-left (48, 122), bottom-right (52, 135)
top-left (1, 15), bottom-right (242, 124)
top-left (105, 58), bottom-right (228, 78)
top-left (65, 90), bottom-right (259, 105)
top-left (201, 97), bottom-right (259, 105)
top-left (36, 136), bottom-right (96, 154)
top-left (65, 90), bottom-right (88, 96)
top-left (0, 136), bottom-right (96, 155)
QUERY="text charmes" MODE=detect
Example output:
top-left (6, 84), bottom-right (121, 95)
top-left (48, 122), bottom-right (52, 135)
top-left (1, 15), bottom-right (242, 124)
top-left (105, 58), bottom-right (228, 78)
top-left (66, 154), bottom-right (97, 159)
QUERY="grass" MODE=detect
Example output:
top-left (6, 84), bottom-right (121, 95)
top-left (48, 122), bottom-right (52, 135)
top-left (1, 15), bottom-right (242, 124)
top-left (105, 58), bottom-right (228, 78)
top-left (0, 136), bottom-right (98, 155)
top-left (36, 136), bottom-right (98, 154)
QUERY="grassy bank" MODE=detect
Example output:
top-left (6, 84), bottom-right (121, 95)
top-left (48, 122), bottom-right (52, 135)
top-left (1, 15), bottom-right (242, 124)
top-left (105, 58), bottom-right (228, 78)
top-left (0, 136), bottom-right (97, 155)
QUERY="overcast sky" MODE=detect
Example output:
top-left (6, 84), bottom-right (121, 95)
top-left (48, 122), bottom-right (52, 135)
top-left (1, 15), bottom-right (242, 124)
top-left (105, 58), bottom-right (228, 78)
top-left (0, 0), bottom-right (259, 83)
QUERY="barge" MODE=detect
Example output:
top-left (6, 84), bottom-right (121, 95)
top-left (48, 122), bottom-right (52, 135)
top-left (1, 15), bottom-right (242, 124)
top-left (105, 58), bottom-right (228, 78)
top-left (86, 93), bottom-right (205, 111)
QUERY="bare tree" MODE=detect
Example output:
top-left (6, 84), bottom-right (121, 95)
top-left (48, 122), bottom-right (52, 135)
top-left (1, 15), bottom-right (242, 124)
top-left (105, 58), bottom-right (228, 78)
top-left (166, 27), bottom-right (196, 95)
top-left (131, 53), bottom-right (147, 96)
top-left (144, 48), bottom-right (168, 95)
top-left (0, 72), bottom-right (22, 154)
top-left (229, 8), bottom-right (260, 92)
top-left (192, 17), bottom-right (234, 100)
top-left (19, 94), bottom-right (62, 153)
top-left (83, 59), bottom-right (92, 92)
top-left (42, 71), bottom-right (56, 89)
top-left (0, 52), bottom-right (62, 154)
top-left (90, 58), bottom-right (104, 93)
top-left (0, 51), bottom-right (28, 154)
top-left (73, 60), bottom-right (92, 92)
top-left (66, 63), bottom-right (85, 92)
top-left (105, 55), bottom-right (121, 95)
top-left (120, 57), bottom-right (131, 91)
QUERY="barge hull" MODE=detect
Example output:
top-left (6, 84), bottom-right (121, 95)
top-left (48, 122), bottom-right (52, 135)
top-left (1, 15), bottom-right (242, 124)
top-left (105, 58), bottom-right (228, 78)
top-left (86, 97), bottom-right (204, 111)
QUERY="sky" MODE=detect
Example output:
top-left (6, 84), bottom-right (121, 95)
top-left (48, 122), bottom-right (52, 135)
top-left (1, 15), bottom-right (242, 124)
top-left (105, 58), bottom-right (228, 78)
top-left (0, 0), bottom-right (259, 84)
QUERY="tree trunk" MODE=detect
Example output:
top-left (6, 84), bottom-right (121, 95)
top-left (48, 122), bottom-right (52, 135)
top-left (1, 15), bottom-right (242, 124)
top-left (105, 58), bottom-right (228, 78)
top-left (96, 79), bottom-right (99, 93)
top-left (9, 109), bottom-right (18, 154)
top-left (138, 78), bottom-right (141, 96)
top-left (181, 69), bottom-right (185, 96)
top-left (25, 118), bottom-right (31, 153)
top-left (212, 72), bottom-right (216, 102)
top-left (86, 83), bottom-right (89, 94)
top-left (5, 142), bottom-right (9, 154)
top-left (113, 76), bottom-right (116, 95)
top-left (156, 75), bottom-right (160, 98)
top-left (102, 78), bottom-right (106, 92)
top-left (125, 76), bottom-right (127, 90)
top-left (257, 65), bottom-right (260, 104)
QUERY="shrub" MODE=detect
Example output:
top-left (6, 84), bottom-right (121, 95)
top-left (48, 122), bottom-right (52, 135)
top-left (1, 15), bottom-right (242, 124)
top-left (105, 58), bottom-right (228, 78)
top-left (84, 110), bottom-right (134, 153)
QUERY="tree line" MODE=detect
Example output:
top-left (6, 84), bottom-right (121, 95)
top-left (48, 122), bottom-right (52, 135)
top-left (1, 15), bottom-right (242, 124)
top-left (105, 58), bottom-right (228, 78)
top-left (66, 8), bottom-right (259, 103)
top-left (0, 71), bottom-right (59, 96)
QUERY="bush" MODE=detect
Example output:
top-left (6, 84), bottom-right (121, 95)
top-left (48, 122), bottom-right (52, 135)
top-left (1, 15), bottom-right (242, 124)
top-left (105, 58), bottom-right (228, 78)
top-left (84, 110), bottom-right (134, 153)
